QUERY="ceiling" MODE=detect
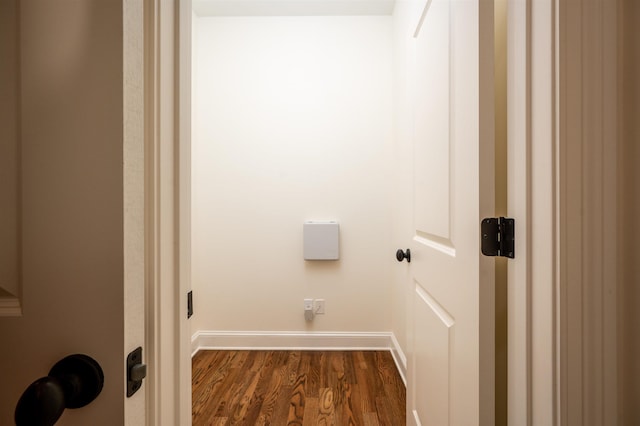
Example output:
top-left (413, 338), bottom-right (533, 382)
top-left (192, 0), bottom-right (396, 16)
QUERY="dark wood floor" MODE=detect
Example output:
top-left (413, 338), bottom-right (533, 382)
top-left (192, 350), bottom-right (406, 425)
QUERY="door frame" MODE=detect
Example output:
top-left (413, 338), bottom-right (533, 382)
top-left (507, 0), bottom-right (621, 424)
top-left (507, 0), bottom-right (558, 423)
top-left (147, 0), bottom-right (622, 424)
top-left (145, 0), bottom-right (192, 424)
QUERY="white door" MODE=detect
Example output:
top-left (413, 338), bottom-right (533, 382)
top-left (406, 0), bottom-right (495, 424)
top-left (0, 1), bottom-right (146, 424)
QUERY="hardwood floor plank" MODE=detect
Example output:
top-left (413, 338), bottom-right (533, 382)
top-left (193, 353), bottom-right (240, 421)
top-left (229, 370), bottom-right (261, 424)
top-left (238, 352), bottom-right (275, 424)
top-left (374, 397), bottom-right (394, 426)
top-left (337, 381), bottom-right (358, 426)
top-left (363, 412), bottom-right (381, 426)
top-left (317, 387), bottom-right (336, 425)
top-left (354, 351), bottom-right (368, 370)
top-left (353, 357), bottom-right (376, 413)
top-left (301, 397), bottom-right (319, 426)
top-left (363, 352), bottom-right (386, 397)
top-left (285, 350), bottom-right (302, 386)
top-left (306, 352), bottom-right (322, 398)
top-left (383, 383), bottom-right (405, 423)
top-left (229, 350), bottom-right (250, 368)
top-left (287, 373), bottom-right (306, 425)
top-left (342, 351), bottom-right (358, 384)
top-left (348, 383), bottom-right (366, 425)
top-left (255, 362), bottom-right (286, 424)
top-left (211, 366), bottom-right (249, 418)
top-left (193, 350), bottom-right (405, 426)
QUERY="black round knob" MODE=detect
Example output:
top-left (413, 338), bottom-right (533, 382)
top-left (15, 354), bottom-right (104, 426)
top-left (15, 377), bottom-right (66, 426)
top-left (396, 248), bottom-right (411, 263)
top-left (49, 354), bottom-right (104, 409)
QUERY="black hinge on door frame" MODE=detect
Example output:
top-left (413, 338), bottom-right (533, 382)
top-left (187, 290), bottom-right (193, 319)
top-left (481, 217), bottom-right (515, 258)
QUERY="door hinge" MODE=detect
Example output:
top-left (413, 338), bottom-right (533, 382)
top-left (481, 217), bottom-right (515, 258)
top-left (187, 290), bottom-right (193, 319)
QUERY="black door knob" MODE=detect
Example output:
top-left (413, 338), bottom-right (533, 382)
top-left (15, 354), bottom-right (104, 426)
top-left (396, 248), bottom-right (411, 263)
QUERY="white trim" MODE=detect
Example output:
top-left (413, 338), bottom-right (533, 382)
top-left (177, 1), bottom-right (193, 425)
top-left (508, 0), bottom-right (561, 424)
top-left (390, 332), bottom-right (407, 386)
top-left (192, 330), bottom-right (398, 354)
top-left (123, 0), bottom-right (146, 423)
top-left (507, 0), bottom-right (533, 422)
top-left (146, 0), bottom-right (184, 424)
top-left (145, 0), bottom-right (162, 422)
top-left (529, 0), bottom-right (557, 423)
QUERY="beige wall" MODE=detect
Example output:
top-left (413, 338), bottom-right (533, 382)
top-left (0, 0), bottom-right (19, 301)
top-left (0, 1), bottom-right (128, 424)
top-left (621, 0), bottom-right (640, 423)
top-left (191, 16), bottom-right (394, 333)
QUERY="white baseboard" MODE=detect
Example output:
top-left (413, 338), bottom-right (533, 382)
top-left (192, 330), bottom-right (408, 385)
top-left (192, 330), bottom-right (393, 355)
top-left (389, 333), bottom-right (407, 385)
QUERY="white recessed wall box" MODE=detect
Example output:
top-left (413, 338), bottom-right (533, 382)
top-left (303, 221), bottom-right (340, 260)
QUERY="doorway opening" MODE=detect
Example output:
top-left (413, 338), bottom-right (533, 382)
top-left (190, 6), bottom-right (396, 352)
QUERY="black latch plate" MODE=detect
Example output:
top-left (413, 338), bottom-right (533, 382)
top-left (126, 347), bottom-right (145, 397)
top-left (481, 217), bottom-right (515, 258)
top-left (187, 291), bottom-right (193, 319)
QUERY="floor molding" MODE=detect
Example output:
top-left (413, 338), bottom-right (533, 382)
top-left (389, 332), bottom-right (407, 385)
top-left (192, 330), bottom-right (395, 355)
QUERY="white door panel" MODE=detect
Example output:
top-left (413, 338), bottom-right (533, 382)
top-left (413, 281), bottom-right (454, 425)
top-left (406, 0), bottom-right (494, 425)
top-left (414, 0), bottom-right (451, 242)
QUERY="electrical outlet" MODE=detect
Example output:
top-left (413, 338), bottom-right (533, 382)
top-left (304, 298), bottom-right (314, 311)
top-left (304, 298), bottom-right (315, 321)
top-left (314, 299), bottom-right (325, 314)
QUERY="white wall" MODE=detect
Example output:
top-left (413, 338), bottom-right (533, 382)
top-left (191, 15), bottom-right (394, 334)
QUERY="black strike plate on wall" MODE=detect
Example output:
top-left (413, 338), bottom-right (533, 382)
top-left (126, 347), bottom-right (146, 398)
top-left (187, 291), bottom-right (193, 319)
